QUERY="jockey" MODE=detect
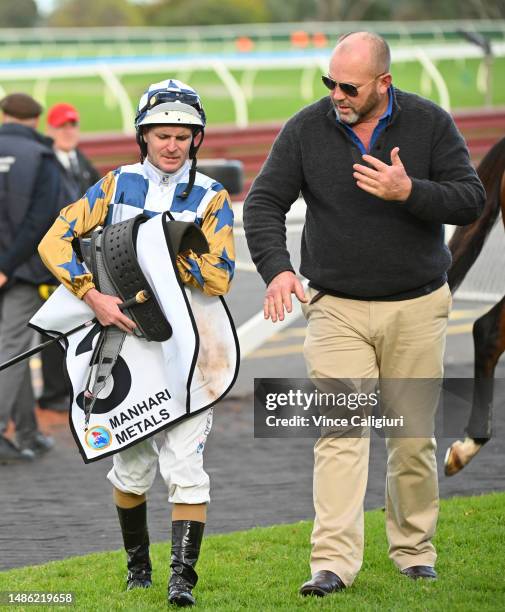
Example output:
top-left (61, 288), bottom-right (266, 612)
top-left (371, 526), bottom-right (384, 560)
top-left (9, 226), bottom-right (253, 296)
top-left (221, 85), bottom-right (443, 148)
top-left (38, 79), bottom-right (236, 607)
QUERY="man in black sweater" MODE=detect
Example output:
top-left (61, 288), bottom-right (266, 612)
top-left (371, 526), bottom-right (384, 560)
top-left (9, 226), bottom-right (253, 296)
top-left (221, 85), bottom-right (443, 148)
top-left (0, 93), bottom-right (61, 462)
top-left (243, 32), bottom-right (484, 595)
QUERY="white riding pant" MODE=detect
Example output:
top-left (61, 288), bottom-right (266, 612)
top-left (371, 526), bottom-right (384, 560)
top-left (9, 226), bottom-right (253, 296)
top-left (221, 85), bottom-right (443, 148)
top-left (108, 408), bottom-right (213, 504)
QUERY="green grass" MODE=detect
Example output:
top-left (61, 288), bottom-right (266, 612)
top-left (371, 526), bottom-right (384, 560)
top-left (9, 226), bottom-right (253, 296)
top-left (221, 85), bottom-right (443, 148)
top-left (1, 56), bottom-right (504, 133)
top-left (0, 492), bottom-right (504, 610)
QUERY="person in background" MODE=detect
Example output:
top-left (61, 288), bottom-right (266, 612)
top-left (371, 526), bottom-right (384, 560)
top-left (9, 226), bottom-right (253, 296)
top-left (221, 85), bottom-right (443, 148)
top-left (38, 103), bottom-right (101, 412)
top-left (0, 93), bottom-right (61, 463)
top-left (46, 102), bottom-right (100, 204)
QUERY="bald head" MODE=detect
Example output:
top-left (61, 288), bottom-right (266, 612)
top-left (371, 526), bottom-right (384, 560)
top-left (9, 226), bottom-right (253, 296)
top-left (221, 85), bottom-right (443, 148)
top-left (333, 32), bottom-right (391, 76)
top-left (326, 31), bottom-right (392, 126)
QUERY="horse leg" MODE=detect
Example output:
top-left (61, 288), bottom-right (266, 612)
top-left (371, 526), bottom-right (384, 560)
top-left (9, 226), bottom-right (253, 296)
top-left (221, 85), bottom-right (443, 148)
top-left (445, 296), bottom-right (505, 476)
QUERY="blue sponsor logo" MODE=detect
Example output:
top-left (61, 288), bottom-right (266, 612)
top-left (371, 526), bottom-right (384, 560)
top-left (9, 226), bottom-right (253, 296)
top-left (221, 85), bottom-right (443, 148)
top-left (85, 426), bottom-right (112, 450)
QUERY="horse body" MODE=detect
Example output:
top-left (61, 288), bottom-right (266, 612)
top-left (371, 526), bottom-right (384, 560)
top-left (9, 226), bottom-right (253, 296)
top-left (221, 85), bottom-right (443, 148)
top-left (444, 136), bottom-right (505, 475)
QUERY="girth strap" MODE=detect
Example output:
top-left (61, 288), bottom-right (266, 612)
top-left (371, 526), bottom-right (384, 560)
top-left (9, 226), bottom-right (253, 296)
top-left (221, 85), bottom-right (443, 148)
top-left (82, 228), bottom-right (129, 429)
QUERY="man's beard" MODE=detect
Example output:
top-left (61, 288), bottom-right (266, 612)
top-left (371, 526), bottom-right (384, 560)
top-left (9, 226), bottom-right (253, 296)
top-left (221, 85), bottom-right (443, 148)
top-left (335, 107), bottom-right (359, 125)
top-left (334, 88), bottom-right (380, 126)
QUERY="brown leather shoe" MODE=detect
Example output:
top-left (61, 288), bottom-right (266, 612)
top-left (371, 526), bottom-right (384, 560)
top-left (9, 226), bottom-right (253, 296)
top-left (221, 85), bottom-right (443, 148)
top-left (401, 565), bottom-right (437, 580)
top-left (299, 570), bottom-right (345, 597)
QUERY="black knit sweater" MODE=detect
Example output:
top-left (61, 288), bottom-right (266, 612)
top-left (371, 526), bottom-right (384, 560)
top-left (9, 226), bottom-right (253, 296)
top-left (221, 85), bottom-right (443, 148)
top-left (243, 88), bottom-right (485, 299)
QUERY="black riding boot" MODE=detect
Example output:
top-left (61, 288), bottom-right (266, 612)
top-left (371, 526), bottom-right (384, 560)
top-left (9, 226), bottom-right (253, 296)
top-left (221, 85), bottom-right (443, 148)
top-left (168, 520), bottom-right (205, 607)
top-left (116, 502), bottom-right (152, 590)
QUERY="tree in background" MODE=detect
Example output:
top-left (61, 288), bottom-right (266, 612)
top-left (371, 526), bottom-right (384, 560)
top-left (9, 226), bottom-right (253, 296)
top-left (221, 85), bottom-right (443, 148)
top-left (43, 0), bottom-right (505, 26)
top-left (144, 0), bottom-right (269, 26)
top-left (48, 0), bottom-right (145, 27)
top-left (393, 0), bottom-right (505, 19)
top-left (315, 0), bottom-right (505, 21)
top-left (315, 0), bottom-right (417, 21)
top-left (0, 0), bottom-right (38, 27)
top-left (265, 0), bottom-right (318, 22)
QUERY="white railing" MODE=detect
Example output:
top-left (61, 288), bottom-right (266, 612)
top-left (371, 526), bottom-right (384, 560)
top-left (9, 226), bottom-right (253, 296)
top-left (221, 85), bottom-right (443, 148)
top-left (0, 42), bottom-right (503, 132)
top-left (0, 20), bottom-right (504, 43)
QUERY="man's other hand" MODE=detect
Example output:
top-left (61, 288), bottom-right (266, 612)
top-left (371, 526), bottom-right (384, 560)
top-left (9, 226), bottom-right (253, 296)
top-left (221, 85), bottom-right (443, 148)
top-left (264, 271), bottom-right (307, 323)
top-left (83, 288), bottom-right (137, 334)
top-left (0, 272), bottom-right (8, 289)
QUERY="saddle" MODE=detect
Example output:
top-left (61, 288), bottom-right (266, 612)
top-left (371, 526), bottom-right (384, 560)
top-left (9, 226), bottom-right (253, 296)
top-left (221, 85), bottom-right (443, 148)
top-left (73, 212), bottom-right (209, 427)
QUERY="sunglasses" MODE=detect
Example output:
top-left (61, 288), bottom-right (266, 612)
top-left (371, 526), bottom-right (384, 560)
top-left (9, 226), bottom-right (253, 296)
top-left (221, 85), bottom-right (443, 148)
top-left (321, 73), bottom-right (385, 97)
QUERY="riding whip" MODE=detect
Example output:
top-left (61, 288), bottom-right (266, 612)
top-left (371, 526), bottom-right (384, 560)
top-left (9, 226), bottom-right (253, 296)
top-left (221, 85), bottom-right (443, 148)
top-left (0, 290), bottom-right (150, 373)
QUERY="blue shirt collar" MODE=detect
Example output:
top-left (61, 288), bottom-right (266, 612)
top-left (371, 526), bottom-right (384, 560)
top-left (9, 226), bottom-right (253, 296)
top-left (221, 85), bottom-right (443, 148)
top-left (335, 87), bottom-right (393, 155)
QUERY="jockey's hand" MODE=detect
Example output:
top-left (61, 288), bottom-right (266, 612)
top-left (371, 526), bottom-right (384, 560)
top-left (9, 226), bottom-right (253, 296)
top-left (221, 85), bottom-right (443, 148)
top-left (83, 288), bottom-right (137, 334)
top-left (264, 271), bottom-right (307, 323)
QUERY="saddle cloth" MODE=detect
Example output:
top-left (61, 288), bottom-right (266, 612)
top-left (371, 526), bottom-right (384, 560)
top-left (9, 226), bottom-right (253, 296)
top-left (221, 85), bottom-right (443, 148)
top-left (30, 212), bottom-right (239, 463)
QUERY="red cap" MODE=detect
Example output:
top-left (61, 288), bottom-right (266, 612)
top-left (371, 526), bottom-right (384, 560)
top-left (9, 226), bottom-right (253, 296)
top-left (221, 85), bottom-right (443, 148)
top-left (47, 103), bottom-right (79, 127)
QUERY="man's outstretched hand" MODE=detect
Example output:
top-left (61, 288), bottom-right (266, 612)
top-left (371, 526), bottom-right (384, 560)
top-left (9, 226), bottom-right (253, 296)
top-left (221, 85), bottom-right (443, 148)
top-left (83, 288), bottom-right (137, 334)
top-left (264, 271), bottom-right (307, 323)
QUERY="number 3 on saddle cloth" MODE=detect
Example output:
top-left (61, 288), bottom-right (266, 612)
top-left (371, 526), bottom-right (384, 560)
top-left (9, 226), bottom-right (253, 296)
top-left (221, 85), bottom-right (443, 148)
top-left (29, 212), bottom-right (240, 463)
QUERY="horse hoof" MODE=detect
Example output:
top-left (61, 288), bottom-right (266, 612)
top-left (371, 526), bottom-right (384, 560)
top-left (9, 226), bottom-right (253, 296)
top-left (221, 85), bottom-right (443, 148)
top-left (444, 437), bottom-right (482, 476)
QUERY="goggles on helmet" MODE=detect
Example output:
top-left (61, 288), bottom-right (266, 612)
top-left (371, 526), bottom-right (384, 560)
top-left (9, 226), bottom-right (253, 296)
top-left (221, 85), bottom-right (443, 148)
top-left (136, 88), bottom-right (206, 129)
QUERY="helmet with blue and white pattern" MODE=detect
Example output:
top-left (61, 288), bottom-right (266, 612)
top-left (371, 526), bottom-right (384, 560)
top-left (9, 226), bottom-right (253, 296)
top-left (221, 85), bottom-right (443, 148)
top-left (135, 79), bottom-right (206, 198)
top-left (135, 79), bottom-right (206, 129)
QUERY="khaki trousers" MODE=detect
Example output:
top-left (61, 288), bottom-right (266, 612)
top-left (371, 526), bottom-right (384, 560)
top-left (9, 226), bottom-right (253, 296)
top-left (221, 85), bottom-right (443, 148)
top-left (301, 283), bottom-right (452, 586)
